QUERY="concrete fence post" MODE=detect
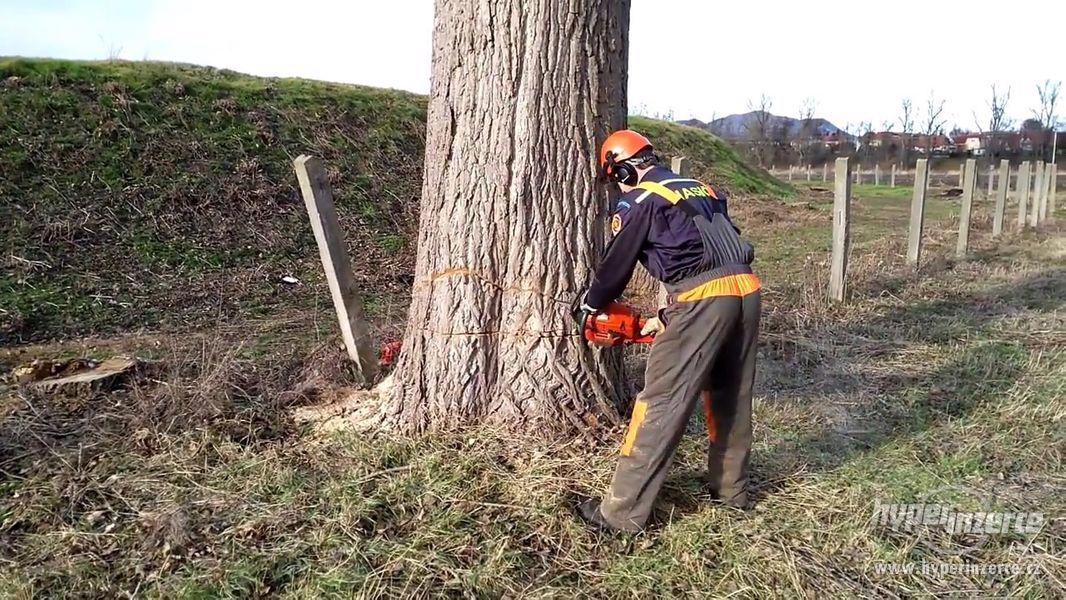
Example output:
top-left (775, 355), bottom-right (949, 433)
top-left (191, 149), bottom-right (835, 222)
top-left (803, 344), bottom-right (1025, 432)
top-left (992, 159), bottom-right (1010, 237)
top-left (1037, 162), bottom-right (1050, 223)
top-left (1017, 161), bottom-right (1031, 228)
top-left (829, 157), bottom-right (852, 302)
top-left (986, 165), bottom-right (995, 197)
top-left (1030, 161), bottom-right (1044, 227)
top-left (957, 158), bottom-right (976, 258)
top-left (1049, 164), bottom-right (1058, 220)
top-left (874, 164), bottom-right (881, 186)
top-left (891, 164), bottom-right (897, 187)
top-left (1035, 162), bottom-right (1045, 223)
top-left (907, 158), bottom-right (931, 265)
top-left (957, 165), bottom-right (964, 187)
top-left (822, 163), bottom-right (828, 182)
top-left (807, 164), bottom-right (812, 182)
top-left (671, 155), bottom-right (691, 177)
top-left (788, 166), bottom-right (793, 182)
top-left (855, 167), bottom-right (861, 185)
top-left (293, 155), bottom-right (378, 381)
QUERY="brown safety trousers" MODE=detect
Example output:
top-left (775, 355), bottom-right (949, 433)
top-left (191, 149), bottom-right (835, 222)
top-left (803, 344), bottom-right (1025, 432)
top-left (600, 289), bottom-right (761, 532)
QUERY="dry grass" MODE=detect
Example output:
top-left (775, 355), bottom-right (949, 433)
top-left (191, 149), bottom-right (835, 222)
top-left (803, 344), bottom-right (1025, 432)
top-left (2, 185), bottom-right (1063, 597)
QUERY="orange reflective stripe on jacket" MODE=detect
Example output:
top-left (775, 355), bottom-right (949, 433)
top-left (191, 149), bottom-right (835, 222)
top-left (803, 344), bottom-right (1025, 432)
top-left (675, 273), bottom-right (761, 302)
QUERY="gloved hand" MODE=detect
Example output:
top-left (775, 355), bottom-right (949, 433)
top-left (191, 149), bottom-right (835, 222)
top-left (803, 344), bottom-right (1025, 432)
top-left (639, 316), bottom-right (664, 337)
top-left (570, 292), bottom-right (597, 332)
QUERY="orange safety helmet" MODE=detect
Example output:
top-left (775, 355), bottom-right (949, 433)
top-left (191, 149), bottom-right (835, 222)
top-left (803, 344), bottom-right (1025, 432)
top-left (599, 129), bottom-right (652, 184)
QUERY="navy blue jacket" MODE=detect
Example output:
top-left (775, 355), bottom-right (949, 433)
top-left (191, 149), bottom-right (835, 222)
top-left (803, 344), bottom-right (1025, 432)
top-left (584, 165), bottom-right (740, 309)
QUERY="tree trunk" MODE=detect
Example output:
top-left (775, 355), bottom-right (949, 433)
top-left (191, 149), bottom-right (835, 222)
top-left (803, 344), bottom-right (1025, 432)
top-left (386, 0), bottom-right (631, 434)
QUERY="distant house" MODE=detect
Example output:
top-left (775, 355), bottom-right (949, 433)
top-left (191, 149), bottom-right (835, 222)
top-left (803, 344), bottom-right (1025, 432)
top-left (951, 133), bottom-right (984, 155)
top-left (862, 131), bottom-right (909, 149)
top-left (913, 134), bottom-right (951, 153)
top-left (821, 132), bottom-right (846, 148)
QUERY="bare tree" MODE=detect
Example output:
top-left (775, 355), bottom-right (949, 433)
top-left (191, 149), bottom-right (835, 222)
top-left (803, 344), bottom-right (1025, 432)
top-left (856, 121), bottom-right (873, 165)
top-left (973, 84), bottom-right (1011, 158)
top-left (745, 93), bottom-right (775, 166)
top-left (386, 0), bottom-right (630, 434)
top-left (899, 98), bottom-right (915, 133)
top-left (796, 97), bottom-right (818, 164)
top-left (799, 98), bottom-right (817, 135)
top-left (898, 98), bottom-right (915, 165)
top-left (1032, 79), bottom-right (1060, 160)
top-left (923, 92), bottom-right (947, 154)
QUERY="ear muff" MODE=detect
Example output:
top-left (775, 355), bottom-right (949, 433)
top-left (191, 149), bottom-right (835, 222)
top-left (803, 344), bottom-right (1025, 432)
top-left (613, 162), bottom-right (637, 185)
top-left (600, 151), bottom-right (639, 186)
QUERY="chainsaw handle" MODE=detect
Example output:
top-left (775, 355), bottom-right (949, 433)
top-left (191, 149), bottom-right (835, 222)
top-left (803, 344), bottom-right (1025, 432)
top-left (632, 318), bottom-right (657, 344)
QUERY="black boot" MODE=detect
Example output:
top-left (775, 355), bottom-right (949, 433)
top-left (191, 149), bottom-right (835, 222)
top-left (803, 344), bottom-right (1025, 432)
top-left (575, 497), bottom-right (626, 533)
top-left (708, 487), bottom-right (751, 511)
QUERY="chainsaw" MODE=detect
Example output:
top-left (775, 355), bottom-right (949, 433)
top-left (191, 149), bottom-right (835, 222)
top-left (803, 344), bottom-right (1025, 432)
top-left (580, 301), bottom-right (657, 346)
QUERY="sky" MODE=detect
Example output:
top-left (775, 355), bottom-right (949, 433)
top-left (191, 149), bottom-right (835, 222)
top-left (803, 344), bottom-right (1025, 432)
top-left (2, 0), bottom-right (1063, 133)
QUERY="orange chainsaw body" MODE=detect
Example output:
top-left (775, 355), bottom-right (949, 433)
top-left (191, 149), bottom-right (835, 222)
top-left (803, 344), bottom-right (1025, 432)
top-left (583, 302), bottom-right (656, 346)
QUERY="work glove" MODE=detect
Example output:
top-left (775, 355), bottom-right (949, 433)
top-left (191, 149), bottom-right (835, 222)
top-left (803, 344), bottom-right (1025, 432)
top-left (640, 316), bottom-right (664, 337)
top-left (570, 292), bottom-right (597, 332)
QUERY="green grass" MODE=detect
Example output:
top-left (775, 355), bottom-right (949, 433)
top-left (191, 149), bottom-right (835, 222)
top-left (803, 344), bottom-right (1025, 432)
top-left (787, 180), bottom-right (961, 250)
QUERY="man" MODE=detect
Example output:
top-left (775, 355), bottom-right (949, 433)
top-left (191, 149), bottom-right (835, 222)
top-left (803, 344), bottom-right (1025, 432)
top-left (574, 129), bottom-right (761, 533)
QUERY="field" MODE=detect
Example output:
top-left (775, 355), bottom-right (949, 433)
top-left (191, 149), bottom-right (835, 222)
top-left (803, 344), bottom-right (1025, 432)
top-left (2, 60), bottom-right (1064, 598)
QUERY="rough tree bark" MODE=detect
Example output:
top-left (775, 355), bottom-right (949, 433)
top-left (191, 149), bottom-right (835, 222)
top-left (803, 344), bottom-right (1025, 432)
top-left (385, 0), bottom-right (631, 434)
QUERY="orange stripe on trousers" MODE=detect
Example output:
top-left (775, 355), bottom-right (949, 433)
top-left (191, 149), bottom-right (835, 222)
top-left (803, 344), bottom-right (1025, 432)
top-left (620, 399), bottom-right (648, 456)
top-left (702, 391), bottom-right (717, 444)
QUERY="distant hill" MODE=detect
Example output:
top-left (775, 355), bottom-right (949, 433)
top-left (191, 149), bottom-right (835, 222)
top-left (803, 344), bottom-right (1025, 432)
top-left (680, 111), bottom-right (846, 140)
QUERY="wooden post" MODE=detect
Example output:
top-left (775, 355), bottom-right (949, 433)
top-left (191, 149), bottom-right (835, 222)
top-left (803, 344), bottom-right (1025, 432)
top-left (907, 158), bottom-right (930, 265)
top-left (1017, 161), bottom-right (1031, 228)
top-left (956, 158), bottom-right (976, 257)
top-left (293, 155), bottom-right (377, 381)
top-left (891, 164), bottom-right (897, 187)
top-left (1030, 161), bottom-right (1044, 227)
top-left (992, 159), bottom-right (1009, 237)
top-left (874, 164), bottom-right (881, 186)
top-left (829, 158), bottom-right (851, 302)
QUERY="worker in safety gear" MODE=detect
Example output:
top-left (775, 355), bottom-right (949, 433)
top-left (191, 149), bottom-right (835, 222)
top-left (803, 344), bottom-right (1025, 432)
top-left (573, 129), bottom-right (761, 533)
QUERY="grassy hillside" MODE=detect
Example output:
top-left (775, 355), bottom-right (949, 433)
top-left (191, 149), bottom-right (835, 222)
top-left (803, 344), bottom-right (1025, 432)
top-left (0, 58), bottom-right (785, 346)
top-left (628, 116), bottom-right (792, 196)
top-left (0, 58), bottom-right (429, 346)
